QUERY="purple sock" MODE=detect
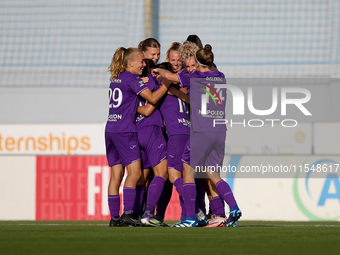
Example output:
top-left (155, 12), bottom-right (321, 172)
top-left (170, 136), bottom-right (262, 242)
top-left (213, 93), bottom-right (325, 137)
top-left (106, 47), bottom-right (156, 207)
top-left (108, 195), bottom-right (120, 220)
top-left (195, 179), bottom-right (206, 214)
top-left (173, 177), bottom-right (183, 195)
top-left (156, 179), bottom-right (173, 219)
top-left (174, 178), bottom-right (186, 219)
top-left (179, 196), bottom-right (186, 220)
top-left (215, 180), bottom-right (237, 209)
top-left (133, 185), bottom-right (145, 219)
top-left (210, 196), bottom-right (225, 217)
top-left (144, 176), bottom-right (166, 217)
top-left (123, 187), bottom-right (136, 215)
top-left (182, 183), bottom-right (196, 218)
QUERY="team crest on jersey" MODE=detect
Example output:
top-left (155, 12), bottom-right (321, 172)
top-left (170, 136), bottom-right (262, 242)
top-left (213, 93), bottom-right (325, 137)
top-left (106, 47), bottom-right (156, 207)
top-left (139, 81), bottom-right (145, 87)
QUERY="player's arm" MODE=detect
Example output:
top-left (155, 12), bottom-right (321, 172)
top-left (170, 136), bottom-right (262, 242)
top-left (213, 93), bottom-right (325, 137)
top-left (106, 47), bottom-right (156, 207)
top-left (168, 86), bottom-right (190, 104)
top-left (137, 102), bottom-right (158, 117)
top-left (153, 68), bottom-right (180, 83)
top-left (139, 80), bottom-right (171, 104)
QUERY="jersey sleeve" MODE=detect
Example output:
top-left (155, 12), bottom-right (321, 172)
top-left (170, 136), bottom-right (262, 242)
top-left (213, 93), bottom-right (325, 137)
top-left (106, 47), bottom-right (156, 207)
top-left (130, 75), bottom-right (148, 95)
top-left (146, 75), bottom-right (158, 91)
top-left (177, 71), bottom-right (191, 88)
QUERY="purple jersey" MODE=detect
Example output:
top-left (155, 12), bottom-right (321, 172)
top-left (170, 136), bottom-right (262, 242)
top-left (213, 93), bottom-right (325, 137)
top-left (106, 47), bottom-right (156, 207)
top-left (177, 70), bottom-right (227, 132)
top-left (105, 70), bottom-right (147, 133)
top-left (136, 74), bottom-right (164, 129)
top-left (159, 69), bottom-right (190, 136)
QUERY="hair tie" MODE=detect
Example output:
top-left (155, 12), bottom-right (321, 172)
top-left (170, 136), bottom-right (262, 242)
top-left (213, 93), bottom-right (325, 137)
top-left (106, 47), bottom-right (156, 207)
top-left (194, 53), bottom-right (208, 67)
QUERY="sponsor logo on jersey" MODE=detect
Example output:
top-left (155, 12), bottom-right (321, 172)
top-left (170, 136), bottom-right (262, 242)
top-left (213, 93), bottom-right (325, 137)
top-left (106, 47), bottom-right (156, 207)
top-left (206, 77), bottom-right (223, 81)
top-left (178, 118), bottom-right (191, 127)
top-left (136, 114), bottom-right (145, 122)
top-left (108, 114), bottom-right (122, 122)
top-left (113, 79), bottom-right (122, 83)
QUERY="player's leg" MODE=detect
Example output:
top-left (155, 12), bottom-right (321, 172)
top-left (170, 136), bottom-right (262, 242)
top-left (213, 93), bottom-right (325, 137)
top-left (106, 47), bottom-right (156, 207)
top-left (142, 159), bottom-right (168, 226)
top-left (209, 177), bottom-right (241, 227)
top-left (117, 160), bottom-right (145, 226)
top-left (105, 131), bottom-right (125, 227)
top-left (110, 132), bottom-right (144, 226)
top-left (207, 132), bottom-right (241, 227)
top-left (166, 134), bottom-right (188, 220)
top-left (173, 161), bottom-right (198, 227)
top-left (155, 179), bottom-right (173, 222)
top-left (169, 168), bottom-right (185, 220)
top-left (108, 164), bottom-right (124, 227)
top-left (154, 130), bottom-right (173, 223)
top-left (202, 179), bottom-right (227, 227)
top-left (139, 126), bottom-right (168, 226)
top-left (195, 178), bottom-right (207, 226)
top-left (133, 166), bottom-right (150, 220)
top-left (173, 137), bottom-right (198, 227)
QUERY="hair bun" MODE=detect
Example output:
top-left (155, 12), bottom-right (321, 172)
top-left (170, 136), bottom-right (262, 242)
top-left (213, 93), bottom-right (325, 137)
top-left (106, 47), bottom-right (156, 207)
top-left (204, 44), bottom-right (212, 52)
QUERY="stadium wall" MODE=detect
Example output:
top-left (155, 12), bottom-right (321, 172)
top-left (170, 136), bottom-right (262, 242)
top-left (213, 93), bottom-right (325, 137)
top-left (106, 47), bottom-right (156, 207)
top-left (1, 154), bottom-right (339, 221)
top-left (0, 123), bottom-right (339, 221)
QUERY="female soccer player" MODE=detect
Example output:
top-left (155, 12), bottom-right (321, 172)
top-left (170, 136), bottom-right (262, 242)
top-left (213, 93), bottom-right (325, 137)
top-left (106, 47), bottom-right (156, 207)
top-left (155, 42), bottom-right (206, 224)
top-left (155, 42), bottom-right (189, 222)
top-left (133, 59), bottom-right (170, 227)
top-left (106, 47), bottom-right (170, 227)
top-left (153, 44), bottom-right (242, 227)
top-left (180, 41), bottom-right (227, 227)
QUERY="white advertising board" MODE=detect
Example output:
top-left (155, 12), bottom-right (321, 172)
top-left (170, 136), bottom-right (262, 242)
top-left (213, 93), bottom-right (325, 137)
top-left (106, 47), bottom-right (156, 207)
top-left (0, 124), bottom-right (106, 155)
top-left (0, 156), bottom-right (36, 220)
top-left (223, 155), bottom-right (340, 221)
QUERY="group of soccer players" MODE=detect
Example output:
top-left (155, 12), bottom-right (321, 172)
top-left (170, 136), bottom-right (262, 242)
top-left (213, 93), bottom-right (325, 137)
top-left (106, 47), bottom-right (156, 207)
top-left (105, 35), bottom-right (242, 227)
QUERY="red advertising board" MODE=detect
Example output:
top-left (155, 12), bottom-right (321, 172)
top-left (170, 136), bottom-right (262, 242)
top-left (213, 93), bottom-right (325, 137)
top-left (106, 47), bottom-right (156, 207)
top-left (36, 156), bottom-right (180, 221)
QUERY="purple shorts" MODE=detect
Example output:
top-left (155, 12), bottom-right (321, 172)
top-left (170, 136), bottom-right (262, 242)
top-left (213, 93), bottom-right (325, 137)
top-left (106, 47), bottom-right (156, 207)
top-left (138, 125), bottom-right (166, 168)
top-left (181, 137), bottom-right (190, 165)
top-left (182, 131), bottom-right (226, 169)
top-left (105, 131), bottom-right (140, 167)
top-left (167, 134), bottom-right (189, 172)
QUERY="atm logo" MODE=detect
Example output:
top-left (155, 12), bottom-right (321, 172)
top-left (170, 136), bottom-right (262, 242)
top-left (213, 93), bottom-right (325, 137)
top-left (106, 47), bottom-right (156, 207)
top-left (293, 159), bottom-right (340, 221)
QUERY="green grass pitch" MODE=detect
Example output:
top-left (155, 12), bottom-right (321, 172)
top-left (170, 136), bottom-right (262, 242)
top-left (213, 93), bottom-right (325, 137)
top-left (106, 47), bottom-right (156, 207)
top-left (0, 221), bottom-right (339, 255)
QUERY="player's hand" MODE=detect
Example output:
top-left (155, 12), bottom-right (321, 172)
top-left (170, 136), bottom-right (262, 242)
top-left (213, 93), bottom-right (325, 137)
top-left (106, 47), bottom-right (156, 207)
top-left (141, 77), bottom-right (149, 83)
top-left (152, 68), bottom-right (159, 77)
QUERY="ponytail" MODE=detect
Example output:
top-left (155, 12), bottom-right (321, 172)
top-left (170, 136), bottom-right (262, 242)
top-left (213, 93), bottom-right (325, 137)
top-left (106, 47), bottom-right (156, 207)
top-left (108, 47), bottom-right (141, 80)
top-left (109, 47), bottom-right (125, 80)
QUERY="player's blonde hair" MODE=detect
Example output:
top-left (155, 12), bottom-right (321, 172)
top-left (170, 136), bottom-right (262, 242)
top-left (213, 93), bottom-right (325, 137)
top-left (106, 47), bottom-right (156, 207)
top-left (165, 42), bottom-right (182, 62)
top-left (179, 41), bottom-right (199, 62)
top-left (108, 47), bottom-right (142, 80)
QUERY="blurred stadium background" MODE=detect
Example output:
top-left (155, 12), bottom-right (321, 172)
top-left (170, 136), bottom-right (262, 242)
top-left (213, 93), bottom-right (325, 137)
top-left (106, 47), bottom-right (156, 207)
top-left (0, 0), bottom-right (339, 222)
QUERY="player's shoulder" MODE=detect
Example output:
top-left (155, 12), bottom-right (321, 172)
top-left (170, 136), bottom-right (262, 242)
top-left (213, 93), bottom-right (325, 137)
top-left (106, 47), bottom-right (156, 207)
top-left (122, 71), bottom-right (145, 87)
